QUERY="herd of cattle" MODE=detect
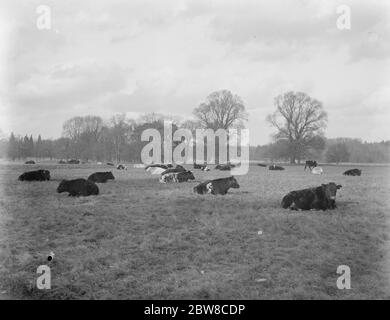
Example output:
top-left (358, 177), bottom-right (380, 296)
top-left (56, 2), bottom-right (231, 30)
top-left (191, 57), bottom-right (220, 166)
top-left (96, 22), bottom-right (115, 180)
top-left (17, 159), bottom-right (362, 211)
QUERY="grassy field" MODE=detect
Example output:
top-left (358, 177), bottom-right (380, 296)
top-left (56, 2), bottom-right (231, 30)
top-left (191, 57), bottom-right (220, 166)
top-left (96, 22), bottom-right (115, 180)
top-left (1, 161), bottom-right (390, 299)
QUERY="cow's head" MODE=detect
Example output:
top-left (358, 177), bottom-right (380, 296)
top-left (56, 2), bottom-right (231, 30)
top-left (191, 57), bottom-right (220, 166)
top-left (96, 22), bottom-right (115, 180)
top-left (107, 172), bottom-right (115, 180)
top-left (229, 176), bottom-right (240, 189)
top-left (57, 180), bottom-right (68, 193)
top-left (185, 171), bottom-right (195, 180)
top-left (322, 182), bottom-right (342, 200)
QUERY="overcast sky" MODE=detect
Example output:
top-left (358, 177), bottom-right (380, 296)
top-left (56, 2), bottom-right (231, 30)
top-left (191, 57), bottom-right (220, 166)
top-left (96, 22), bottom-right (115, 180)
top-left (0, 0), bottom-right (389, 145)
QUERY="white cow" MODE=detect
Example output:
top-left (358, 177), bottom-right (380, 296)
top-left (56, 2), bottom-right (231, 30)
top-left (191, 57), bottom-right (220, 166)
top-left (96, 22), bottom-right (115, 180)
top-left (150, 167), bottom-right (166, 175)
top-left (311, 167), bottom-right (324, 175)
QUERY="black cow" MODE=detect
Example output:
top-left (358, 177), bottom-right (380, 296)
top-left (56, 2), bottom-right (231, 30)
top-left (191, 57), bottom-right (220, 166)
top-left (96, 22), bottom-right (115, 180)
top-left (193, 163), bottom-right (207, 170)
top-left (57, 179), bottom-right (99, 197)
top-left (117, 164), bottom-right (127, 170)
top-left (304, 160), bottom-right (317, 171)
top-left (176, 170), bottom-right (195, 182)
top-left (107, 162), bottom-right (115, 166)
top-left (25, 160), bottom-right (36, 164)
top-left (269, 164), bottom-right (285, 170)
top-left (58, 160), bottom-right (67, 164)
top-left (194, 176), bottom-right (240, 195)
top-left (281, 182), bottom-right (342, 211)
top-left (257, 163), bottom-right (267, 167)
top-left (343, 169), bottom-right (361, 176)
top-left (67, 159), bottom-right (80, 164)
top-left (87, 172), bottom-right (115, 183)
top-left (215, 163), bottom-right (235, 171)
top-left (161, 165), bottom-right (186, 175)
top-left (18, 170), bottom-right (50, 181)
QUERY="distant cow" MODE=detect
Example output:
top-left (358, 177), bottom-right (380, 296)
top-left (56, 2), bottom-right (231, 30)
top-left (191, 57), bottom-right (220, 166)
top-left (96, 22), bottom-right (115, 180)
top-left (343, 169), bottom-right (361, 176)
top-left (18, 170), bottom-right (50, 181)
top-left (281, 182), bottom-right (342, 211)
top-left (145, 164), bottom-right (169, 170)
top-left (117, 164), bottom-right (127, 170)
top-left (147, 167), bottom-right (166, 175)
top-left (161, 165), bottom-right (186, 176)
top-left (87, 172), bottom-right (115, 183)
top-left (311, 167), bottom-right (323, 175)
top-left (215, 164), bottom-right (235, 171)
top-left (257, 163), bottom-right (267, 167)
top-left (107, 162), bottom-right (115, 166)
top-left (304, 160), bottom-right (317, 171)
top-left (57, 179), bottom-right (99, 197)
top-left (67, 159), bottom-right (80, 164)
top-left (25, 160), bottom-right (36, 164)
top-left (58, 160), bottom-right (67, 164)
top-left (194, 176), bottom-right (240, 195)
top-left (160, 170), bottom-right (195, 183)
top-left (269, 165), bottom-right (285, 171)
top-left (194, 163), bottom-right (206, 170)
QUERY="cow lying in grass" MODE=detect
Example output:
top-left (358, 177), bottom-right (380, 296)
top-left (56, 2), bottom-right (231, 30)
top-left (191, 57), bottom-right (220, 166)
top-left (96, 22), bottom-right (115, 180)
top-left (281, 182), bottom-right (342, 211)
top-left (161, 165), bottom-right (186, 175)
top-left (343, 168), bottom-right (361, 176)
top-left (57, 179), bottom-right (99, 197)
top-left (25, 160), bottom-right (35, 164)
top-left (215, 164), bottom-right (235, 171)
top-left (160, 170), bottom-right (195, 183)
top-left (311, 167), bottom-right (323, 175)
top-left (269, 165), bottom-right (285, 170)
top-left (194, 176), bottom-right (240, 195)
top-left (18, 170), bottom-right (50, 181)
top-left (87, 172), bottom-right (115, 183)
top-left (67, 159), bottom-right (80, 164)
top-left (117, 164), bottom-right (127, 170)
top-left (145, 164), bottom-right (173, 171)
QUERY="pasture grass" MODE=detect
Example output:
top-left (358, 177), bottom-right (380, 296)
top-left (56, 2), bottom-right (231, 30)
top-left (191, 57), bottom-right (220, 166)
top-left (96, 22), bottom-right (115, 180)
top-left (0, 162), bottom-right (390, 299)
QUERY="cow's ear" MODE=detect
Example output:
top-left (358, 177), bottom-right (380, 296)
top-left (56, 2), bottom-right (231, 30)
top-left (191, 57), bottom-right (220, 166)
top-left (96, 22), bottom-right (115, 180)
top-left (337, 185), bottom-right (342, 189)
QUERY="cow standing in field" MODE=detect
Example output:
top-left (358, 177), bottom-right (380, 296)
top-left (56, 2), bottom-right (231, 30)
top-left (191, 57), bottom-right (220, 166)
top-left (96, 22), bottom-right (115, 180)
top-left (281, 182), bottom-right (342, 211)
top-left (343, 169), bottom-right (361, 176)
top-left (18, 170), bottom-right (50, 181)
top-left (304, 160), bottom-right (317, 171)
top-left (57, 179), bottom-right (99, 197)
top-left (160, 170), bottom-right (195, 183)
top-left (194, 176), bottom-right (240, 195)
top-left (87, 172), bottom-right (115, 183)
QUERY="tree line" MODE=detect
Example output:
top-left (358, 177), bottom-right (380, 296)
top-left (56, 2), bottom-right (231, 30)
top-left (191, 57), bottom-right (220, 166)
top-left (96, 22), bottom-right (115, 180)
top-left (1, 90), bottom-right (389, 163)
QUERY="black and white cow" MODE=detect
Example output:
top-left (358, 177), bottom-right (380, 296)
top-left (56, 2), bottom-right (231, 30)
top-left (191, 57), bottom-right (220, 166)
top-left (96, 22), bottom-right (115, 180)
top-left (269, 164), bottom-right (285, 171)
top-left (304, 160), bottom-right (317, 171)
top-left (117, 164), bottom-right (127, 170)
top-left (160, 170), bottom-right (195, 183)
top-left (193, 176), bottom-right (240, 195)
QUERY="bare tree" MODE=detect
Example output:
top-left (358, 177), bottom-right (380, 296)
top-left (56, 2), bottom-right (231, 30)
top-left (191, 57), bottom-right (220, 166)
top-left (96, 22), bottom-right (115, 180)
top-left (194, 90), bottom-right (247, 130)
top-left (267, 91), bottom-right (327, 164)
top-left (110, 114), bottom-right (134, 162)
top-left (193, 90), bottom-right (247, 163)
